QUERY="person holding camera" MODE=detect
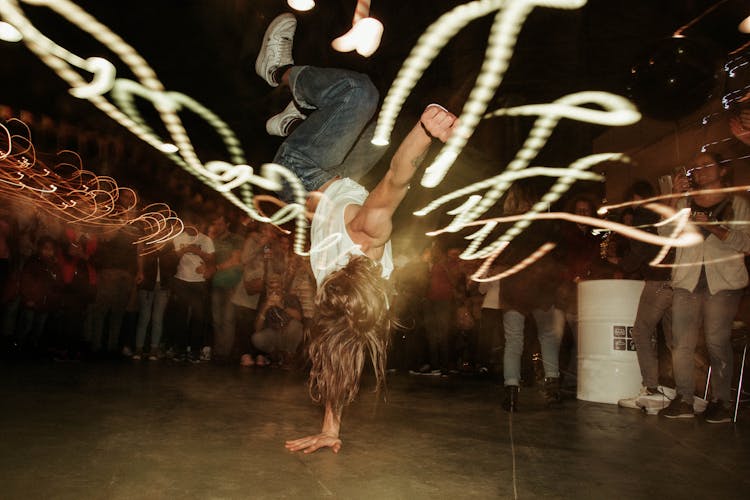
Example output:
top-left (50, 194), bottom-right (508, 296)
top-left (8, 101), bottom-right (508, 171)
top-left (658, 152), bottom-right (750, 423)
top-left (251, 273), bottom-right (303, 368)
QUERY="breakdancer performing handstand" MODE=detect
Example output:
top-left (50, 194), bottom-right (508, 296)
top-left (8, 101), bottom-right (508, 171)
top-left (255, 13), bottom-right (457, 453)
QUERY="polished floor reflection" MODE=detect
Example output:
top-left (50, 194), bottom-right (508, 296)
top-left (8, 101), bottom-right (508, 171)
top-left (1, 361), bottom-right (748, 499)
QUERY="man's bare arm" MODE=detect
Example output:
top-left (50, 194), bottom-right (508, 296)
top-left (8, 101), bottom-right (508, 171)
top-left (285, 403), bottom-right (343, 454)
top-left (351, 105), bottom-right (457, 244)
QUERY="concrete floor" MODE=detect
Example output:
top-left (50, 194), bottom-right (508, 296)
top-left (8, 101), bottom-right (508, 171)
top-left (1, 361), bottom-right (748, 500)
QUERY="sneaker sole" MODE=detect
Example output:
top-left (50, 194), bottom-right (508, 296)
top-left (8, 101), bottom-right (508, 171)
top-left (705, 418), bottom-right (732, 424)
top-left (661, 413), bottom-right (694, 419)
top-left (255, 13), bottom-right (296, 86)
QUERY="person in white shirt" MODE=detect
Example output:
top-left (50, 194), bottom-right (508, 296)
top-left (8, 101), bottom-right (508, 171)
top-left (168, 214), bottom-right (215, 363)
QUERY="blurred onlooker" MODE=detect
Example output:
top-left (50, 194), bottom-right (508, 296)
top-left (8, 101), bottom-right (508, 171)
top-left (614, 180), bottom-right (675, 414)
top-left (422, 241), bottom-right (464, 376)
top-left (232, 219), bottom-right (267, 365)
top-left (16, 236), bottom-right (62, 351)
top-left (133, 241), bottom-right (179, 360)
top-left (498, 182), bottom-right (566, 411)
top-left (658, 152), bottom-right (750, 423)
top-left (207, 212), bottom-right (244, 361)
top-left (89, 224), bottom-right (139, 355)
top-left (251, 273), bottom-right (303, 367)
top-left (166, 213), bottom-right (215, 363)
top-left (557, 195), bottom-right (602, 389)
top-left (54, 225), bottom-right (97, 358)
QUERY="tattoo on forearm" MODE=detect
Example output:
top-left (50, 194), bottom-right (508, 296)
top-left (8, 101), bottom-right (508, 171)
top-left (411, 150), bottom-right (428, 169)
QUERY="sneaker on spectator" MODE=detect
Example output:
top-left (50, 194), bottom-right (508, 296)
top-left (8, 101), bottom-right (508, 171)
top-left (256, 354), bottom-right (270, 367)
top-left (121, 346), bottom-right (133, 358)
top-left (200, 346), bottom-right (212, 362)
top-left (255, 13), bottom-right (296, 87)
top-left (637, 386), bottom-right (675, 415)
top-left (704, 400), bottom-right (733, 424)
top-left (132, 350), bottom-right (143, 361)
top-left (148, 348), bottom-right (161, 361)
top-left (266, 101), bottom-right (306, 137)
top-left (658, 394), bottom-right (694, 419)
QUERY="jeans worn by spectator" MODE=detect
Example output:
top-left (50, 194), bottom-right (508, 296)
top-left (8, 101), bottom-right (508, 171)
top-left (631, 280), bottom-right (673, 388)
top-left (503, 306), bottom-right (565, 386)
top-left (671, 286), bottom-right (741, 403)
top-left (135, 285), bottom-right (169, 353)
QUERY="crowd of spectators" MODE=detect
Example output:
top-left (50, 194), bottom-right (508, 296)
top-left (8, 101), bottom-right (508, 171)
top-left (1, 169), bottom-right (747, 421)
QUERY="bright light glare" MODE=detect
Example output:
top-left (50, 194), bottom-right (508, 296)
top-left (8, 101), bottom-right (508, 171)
top-left (0, 20), bottom-right (21, 41)
top-left (288, 0), bottom-right (315, 12)
top-left (331, 17), bottom-right (384, 57)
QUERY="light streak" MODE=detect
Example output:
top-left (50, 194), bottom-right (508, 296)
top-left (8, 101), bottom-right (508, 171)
top-left (0, 120), bottom-right (183, 253)
top-left (427, 204), bottom-right (702, 282)
top-left (372, 0), bottom-right (587, 155)
top-left (0, 0), bottom-right (669, 279)
top-left (0, 0), bottom-right (310, 251)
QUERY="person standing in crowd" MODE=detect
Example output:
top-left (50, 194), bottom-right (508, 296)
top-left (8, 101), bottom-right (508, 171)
top-left (614, 180), bottom-right (675, 414)
top-left (207, 212), bottom-right (244, 362)
top-left (90, 223), bottom-right (139, 356)
top-left (659, 152), bottom-right (750, 423)
top-left (16, 236), bottom-right (62, 352)
top-left (55, 225), bottom-right (97, 359)
top-left (422, 242), bottom-right (464, 376)
top-left (233, 219), bottom-right (268, 366)
top-left (558, 195), bottom-right (602, 389)
top-left (166, 212), bottom-right (215, 363)
top-left (133, 239), bottom-right (178, 360)
top-left (497, 182), bottom-right (566, 411)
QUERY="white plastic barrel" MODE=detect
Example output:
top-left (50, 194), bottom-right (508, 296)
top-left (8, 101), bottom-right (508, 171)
top-left (577, 279), bottom-right (645, 404)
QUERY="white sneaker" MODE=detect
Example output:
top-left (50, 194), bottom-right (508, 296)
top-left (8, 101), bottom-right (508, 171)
top-left (636, 385), bottom-right (676, 415)
top-left (266, 101), bottom-right (306, 136)
top-left (255, 13), bottom-right (296, 87)
top-left (618, 386), bottom-right (651, 410)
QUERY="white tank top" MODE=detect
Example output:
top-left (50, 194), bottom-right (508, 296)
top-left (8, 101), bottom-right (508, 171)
top-left (310, 178), bottom-right (393, 287)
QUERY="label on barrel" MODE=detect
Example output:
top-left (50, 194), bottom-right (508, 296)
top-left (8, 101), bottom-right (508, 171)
top-left (613, 325), bottom-right (636, 351)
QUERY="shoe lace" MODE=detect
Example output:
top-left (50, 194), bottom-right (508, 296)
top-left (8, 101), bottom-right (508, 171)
top-left (269, 36), bottom-right (293, 60)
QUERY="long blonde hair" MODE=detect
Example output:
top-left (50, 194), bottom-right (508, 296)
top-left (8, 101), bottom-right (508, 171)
top-left (307, 255), bottom-right (390, 410)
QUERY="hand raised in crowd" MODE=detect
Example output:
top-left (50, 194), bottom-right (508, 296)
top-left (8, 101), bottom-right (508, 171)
top-left (672, 169), bottom-right (691, 194)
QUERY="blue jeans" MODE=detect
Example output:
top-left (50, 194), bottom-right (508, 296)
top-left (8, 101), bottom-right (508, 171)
top-left (631, 281), bottom-right (673, 388)
top-left (135, 285), bottom-right (169, 351)
top-left (671, 287), bottom-right (741, 403)
top-left (503, 307), bottom-right (565, 387)
top-left (275, 66), bottom-right (383, 199)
